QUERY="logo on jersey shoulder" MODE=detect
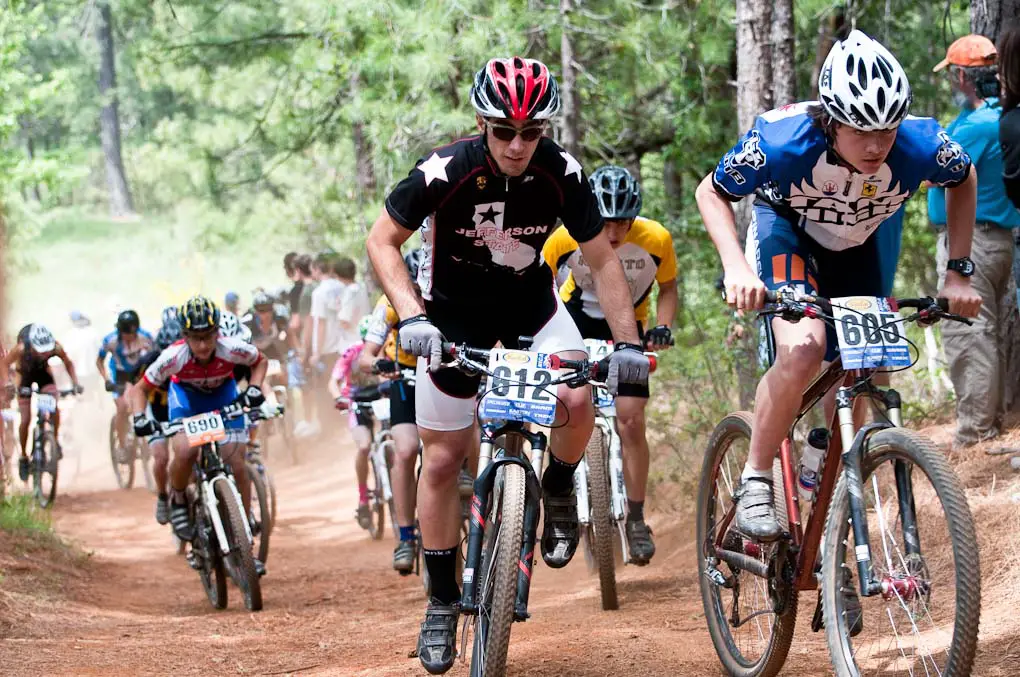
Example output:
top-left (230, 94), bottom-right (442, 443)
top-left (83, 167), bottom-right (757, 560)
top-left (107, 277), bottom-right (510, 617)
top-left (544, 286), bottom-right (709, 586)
top-left (722, 131), bottom-right (767, 186)
top-left (476, 176), bottom-right (487, 190)
top-left (861, 181), bottom-right (878, 198)
top-left (935, 131), bottom-right (965, 172)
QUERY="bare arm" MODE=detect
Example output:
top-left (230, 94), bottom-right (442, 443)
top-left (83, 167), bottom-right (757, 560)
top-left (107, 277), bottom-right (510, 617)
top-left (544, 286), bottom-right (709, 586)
top-left (578, 231), bottom-right (641, 345)
top-left (941, 167), bottom-right (982, 318)
top-left (96, 354), bottom-right (109, 382)
top-left (128, 380), bottom-right (152, 416)
top-left (54, 346), bottom-right (79, 387)
top-left (359, 341), bottom-right (384, 375)
top-left (366, 209), bottom-right (421, 320)
top-left (654, 279), bottom-right (678, 329)
top-left (249, 353), bottom-right (268, 389)
top-left (327, 375), bottom-right (343, 399)
top-left (695, 174), bottom-right (765, 310)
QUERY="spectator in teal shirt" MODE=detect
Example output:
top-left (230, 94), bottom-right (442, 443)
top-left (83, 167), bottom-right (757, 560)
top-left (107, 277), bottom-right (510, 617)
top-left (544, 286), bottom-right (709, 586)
top-left (928, 34), bottom-right (1020, 449)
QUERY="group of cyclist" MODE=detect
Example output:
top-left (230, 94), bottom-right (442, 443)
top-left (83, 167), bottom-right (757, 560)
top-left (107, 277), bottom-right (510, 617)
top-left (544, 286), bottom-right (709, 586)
top-left (0, 27), bottom-right (990, 676)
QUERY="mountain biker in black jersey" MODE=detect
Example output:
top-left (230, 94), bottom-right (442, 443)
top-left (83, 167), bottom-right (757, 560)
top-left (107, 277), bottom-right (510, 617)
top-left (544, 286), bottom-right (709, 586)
top-left (1, 324), bottom-right (83, 481)
top-left (366, 56), bottom-right (650, 675)
top-left (242, 290), bottom-right (292, 392)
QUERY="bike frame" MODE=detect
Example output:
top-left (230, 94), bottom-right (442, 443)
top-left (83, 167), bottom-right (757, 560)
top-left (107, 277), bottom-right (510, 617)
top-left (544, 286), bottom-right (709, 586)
top-left (712, 360), bottom-right (911, 596)
top-left (195, 443), bottom-right (253, 556)
top-left (575, 401), bottom-right (630, 562)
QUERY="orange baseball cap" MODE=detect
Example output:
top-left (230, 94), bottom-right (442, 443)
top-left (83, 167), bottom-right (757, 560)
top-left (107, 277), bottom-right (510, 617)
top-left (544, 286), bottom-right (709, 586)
top-left (933, 34), bottom-right (997, 72)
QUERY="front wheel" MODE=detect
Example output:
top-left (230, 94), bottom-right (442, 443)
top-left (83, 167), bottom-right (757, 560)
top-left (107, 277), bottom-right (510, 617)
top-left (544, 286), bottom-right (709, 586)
top-left (33, 430), bottom-right (59, 509)
top-left (195, 511), bottom-right (227, 609)
top-left (249, 467), bottom-right (272, 564)
top-left (821, 428), bottom-right (980, 677)
top-left (585, 426), bottom-right (618, 611)
top-left (214, 480), bottom-right (263, 611)
top-left (696, 412), bottom-right (796, 677)
top-left (469, 463), bottom-right (526, 677)
top-left (368, 453), bottom-right (387, 540)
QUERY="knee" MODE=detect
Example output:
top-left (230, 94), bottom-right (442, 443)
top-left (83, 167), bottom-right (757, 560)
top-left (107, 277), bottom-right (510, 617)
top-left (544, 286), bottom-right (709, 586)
top-left (616, 408), bottom-right (646, 439)
top-left (561, 387), bottom-right (594, 430)
top-left (773, 337), bottom-right (826, 385)
top-left (394, 440), bottom-right (419, 467)
top-left (419, 441), bottom-right (464, 487)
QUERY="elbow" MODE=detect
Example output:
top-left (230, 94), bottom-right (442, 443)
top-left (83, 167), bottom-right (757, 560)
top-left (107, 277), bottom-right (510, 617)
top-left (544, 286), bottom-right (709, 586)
top-left (694, 174), bottom-right (716, 206)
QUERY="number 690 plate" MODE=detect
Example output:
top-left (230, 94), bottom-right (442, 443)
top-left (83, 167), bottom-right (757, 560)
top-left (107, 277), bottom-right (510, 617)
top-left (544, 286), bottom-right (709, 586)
top-left (183, 411), bottom-right (227, 448)
top-left (480, 350), bottom-right (559, 426)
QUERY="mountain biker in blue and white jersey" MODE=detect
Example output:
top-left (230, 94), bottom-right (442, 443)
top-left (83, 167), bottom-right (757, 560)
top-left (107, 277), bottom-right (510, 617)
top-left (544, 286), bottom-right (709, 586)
top-left (695, 30), bottom-right (982, 546)
top-left (96, 309), bottom-right (154, 462)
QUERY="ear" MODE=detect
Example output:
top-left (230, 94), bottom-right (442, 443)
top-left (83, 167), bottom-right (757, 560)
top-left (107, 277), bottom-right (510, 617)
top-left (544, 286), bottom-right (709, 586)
top-left (476, 114), bottom-right (485, 133)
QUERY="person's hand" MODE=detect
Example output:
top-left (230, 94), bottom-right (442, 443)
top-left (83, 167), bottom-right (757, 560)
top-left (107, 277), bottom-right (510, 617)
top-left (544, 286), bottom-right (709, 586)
top-left (132, 413), bottom-right (157, 437)
top-left (373, 358), bottom-right (399, 379)
top-left (397, 315), bottom-right (444, 371)
top-left (941, 272), bottom-right (982, 318)
top-left (73, 383), bottom-right (84, 395)
top-left (645, 325), bottom-right (673, 350)
top-left (334, 396), bottom-right (351, 411)
top-left (104, 380), bottom-right (116, 393)
top-left (238, 386), bottom-right (265, 409)
top-left (606, 344), bottom-right (650, 395)
top-left (723, 267), bottom-right (767, 311)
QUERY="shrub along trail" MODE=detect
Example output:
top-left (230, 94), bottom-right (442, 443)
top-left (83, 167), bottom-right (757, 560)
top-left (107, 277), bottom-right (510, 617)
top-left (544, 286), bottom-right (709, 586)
top-left (0, 417), bottom-right (1018, 675)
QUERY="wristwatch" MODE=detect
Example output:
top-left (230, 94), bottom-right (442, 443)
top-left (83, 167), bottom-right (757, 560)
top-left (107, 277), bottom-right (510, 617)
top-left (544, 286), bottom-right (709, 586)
top-left (946, 257), bottom-right (975, 277)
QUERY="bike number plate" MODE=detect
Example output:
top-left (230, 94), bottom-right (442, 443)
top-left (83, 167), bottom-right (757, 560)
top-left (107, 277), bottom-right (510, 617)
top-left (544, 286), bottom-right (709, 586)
top-left (36, 394), bottom-right (57, 414)
top-left (371, 398), bottom-right (390, 421)
top-left (480, 350), bottom-right (559, 426)
top-left (832, 296), bottom-right (911, 369)
top-left (182, 411), bottom-right (227, 447)
top-left (583, 339), bottom-right (615, 410)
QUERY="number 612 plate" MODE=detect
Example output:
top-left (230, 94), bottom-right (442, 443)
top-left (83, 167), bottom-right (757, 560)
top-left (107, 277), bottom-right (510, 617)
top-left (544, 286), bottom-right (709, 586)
top-left (832, 296), bottom-right (911, 369)
top-left (183, 411), bottom-right (227, 448)
top-left (480, 350), bottom-right (559, 426)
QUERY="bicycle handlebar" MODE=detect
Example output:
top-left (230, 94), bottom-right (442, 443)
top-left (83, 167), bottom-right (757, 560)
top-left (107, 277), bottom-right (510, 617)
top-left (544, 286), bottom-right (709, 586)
top-left (760, 290), bottom-right (973, 327)
top-left (159, 402), bottom-right (266, 436)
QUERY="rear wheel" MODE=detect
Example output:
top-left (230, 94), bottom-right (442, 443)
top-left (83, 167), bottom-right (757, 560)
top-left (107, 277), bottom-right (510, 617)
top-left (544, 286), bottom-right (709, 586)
top-left (214, 480), bottom-right (263, 611)
top-left (469, 463), bottom-right (526, 677)
top-left (585, 426), bottom-right (618, 611)
top-left (33, 430), bottom-right (59, 509)
top-left (696, 412), bottom-right (796, 677)
top-left (368, 455), bottom-right (386, 540)
top-left (821, 428), bottom-right (980, 677)
top-left (109, 416), bottom-right (135, 490)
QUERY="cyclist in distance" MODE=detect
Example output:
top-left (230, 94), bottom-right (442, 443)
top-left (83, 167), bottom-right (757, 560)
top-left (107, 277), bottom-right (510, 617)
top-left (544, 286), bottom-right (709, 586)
top-left (97, 310), bottom-right (154, 462)
top-left (360, 249), bottom-right (427, 573)
top-left (366, 56), bottom-right (649, 674)
top-left (542, 164), bottom-right (677, 565)
top-left (694, 30), bottom-right (981, 550)
top-left (2, 324), bottom-right (83, 481)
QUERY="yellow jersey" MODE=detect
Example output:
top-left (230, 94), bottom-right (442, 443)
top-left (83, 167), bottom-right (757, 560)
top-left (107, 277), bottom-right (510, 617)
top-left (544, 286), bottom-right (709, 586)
top-left (542, 216), bottom-right (677, 323)
top-left (364, 296), bottom-right (417, 369)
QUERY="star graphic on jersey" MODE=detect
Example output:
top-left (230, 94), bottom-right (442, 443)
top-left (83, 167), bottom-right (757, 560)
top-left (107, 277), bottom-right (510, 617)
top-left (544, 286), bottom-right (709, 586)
top-left (417, 152), bottom-right (453, 187)
top-left (560, 150), bottom-right (583, 182)
top-left (478, 205), bottom-right (500, 225)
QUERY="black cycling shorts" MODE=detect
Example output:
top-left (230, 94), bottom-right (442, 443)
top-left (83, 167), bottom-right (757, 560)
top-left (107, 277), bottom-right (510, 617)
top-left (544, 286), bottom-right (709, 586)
top-left (388, 377), bottom-right (416, 426)
top-left (353, 406), bottom-right (374, 429)
top-left (565, 305), bottom-right (650, 399)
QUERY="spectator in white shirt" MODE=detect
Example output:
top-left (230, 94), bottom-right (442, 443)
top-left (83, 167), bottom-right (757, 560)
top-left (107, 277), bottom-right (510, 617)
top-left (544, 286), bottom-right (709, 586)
top-left (334, 257), bottom-right (372, 352)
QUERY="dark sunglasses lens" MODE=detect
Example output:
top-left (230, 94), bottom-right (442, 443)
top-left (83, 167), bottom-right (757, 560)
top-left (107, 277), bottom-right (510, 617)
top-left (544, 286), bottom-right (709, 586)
top-left (490, 126), bottom-right (517, 142)
top-left (519, 127), bottom-right (543, 141)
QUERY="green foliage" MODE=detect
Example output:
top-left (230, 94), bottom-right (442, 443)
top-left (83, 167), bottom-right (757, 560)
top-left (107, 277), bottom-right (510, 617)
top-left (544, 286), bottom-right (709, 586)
top-left (0, 493), bottom-right (53, 534)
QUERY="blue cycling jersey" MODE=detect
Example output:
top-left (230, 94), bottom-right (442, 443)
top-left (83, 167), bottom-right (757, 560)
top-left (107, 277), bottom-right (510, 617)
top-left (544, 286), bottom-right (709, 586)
top-left (98, 329), bottom-right (154, 375)
top-left (712, 102), bottom-right (972, 252)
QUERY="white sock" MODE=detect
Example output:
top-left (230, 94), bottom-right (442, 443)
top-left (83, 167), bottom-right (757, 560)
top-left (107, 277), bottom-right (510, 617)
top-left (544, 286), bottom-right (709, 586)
top-left (741, 463), bottom-right (772, 482)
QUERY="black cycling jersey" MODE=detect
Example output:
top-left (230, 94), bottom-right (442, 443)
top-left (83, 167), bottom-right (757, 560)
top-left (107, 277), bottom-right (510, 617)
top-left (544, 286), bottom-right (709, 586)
top-left (243, 313), bottom-right (288, 361)
top-left (385, 134), bottom-right (603, 304)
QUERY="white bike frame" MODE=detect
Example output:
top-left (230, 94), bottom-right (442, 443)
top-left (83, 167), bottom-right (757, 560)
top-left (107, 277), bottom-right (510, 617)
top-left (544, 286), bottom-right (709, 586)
top-left (202, 462), bottom-right (253, 557)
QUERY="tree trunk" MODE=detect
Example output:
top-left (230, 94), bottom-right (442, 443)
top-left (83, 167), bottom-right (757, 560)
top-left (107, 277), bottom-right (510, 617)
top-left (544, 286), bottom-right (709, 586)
top-left (558, 0), bottom-right (581, 158)
top-left (662, 154), bottom-right (682, 216)
top-left (96, 1), bottom-right (134, 217)
top-left (350, 73), bottom-right (377, 207)
top-left (971, 0), bottom-right (1020, 43)
top-left (771, 0), bottom-right (795, 107)
top-left (19, 117), bottom-right (41, 203)
top-left (810, 10), bottom-right (844, 99)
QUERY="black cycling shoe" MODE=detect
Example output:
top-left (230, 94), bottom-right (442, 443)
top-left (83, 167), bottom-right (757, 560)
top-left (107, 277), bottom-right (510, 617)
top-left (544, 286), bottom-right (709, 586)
top-left (417, 598), bottom-right (459, 675)
top-left (626, 519), bottom-right (656, 565)
top-left (541, 493), bottom-right (579, 569)
top-left (18, 456), bottom-right (30, 482)
top-left (155, 494), bottom-right (170, 525)
top-left (393, 539), bottom-right (417, 574)
top-left (169, 500), bottom-right (195, 542)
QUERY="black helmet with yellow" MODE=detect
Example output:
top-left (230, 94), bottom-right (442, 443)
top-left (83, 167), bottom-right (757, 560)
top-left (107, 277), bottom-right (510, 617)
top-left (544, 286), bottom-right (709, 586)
top-left (178, 295), bottom-right (220, 334)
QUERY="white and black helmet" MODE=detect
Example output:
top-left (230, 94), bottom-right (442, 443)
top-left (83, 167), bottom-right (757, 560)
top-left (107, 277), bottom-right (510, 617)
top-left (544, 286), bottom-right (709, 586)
top-left (219, 311), bottom-right (243, 339)
top-left (818, 30), bottom-right (912, 131)
top-left (589, 165), bottom-right (642, 220)
top-left (28, 324), bottom-right (56, 353)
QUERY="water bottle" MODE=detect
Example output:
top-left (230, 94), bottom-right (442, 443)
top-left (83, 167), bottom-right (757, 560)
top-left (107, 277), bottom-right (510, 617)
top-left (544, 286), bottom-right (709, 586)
top-left (798, 428), bottom-right (829, 504)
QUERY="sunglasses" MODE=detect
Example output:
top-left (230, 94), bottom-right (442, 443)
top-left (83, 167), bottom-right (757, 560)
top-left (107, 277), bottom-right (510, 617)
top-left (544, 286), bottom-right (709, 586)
top-left (486, 121), bottom-right (545, 143)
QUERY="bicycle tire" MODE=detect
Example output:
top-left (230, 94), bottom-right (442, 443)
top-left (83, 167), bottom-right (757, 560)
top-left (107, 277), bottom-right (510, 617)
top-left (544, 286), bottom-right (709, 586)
top-left (33, 431), bottom-right (59, 509)
top-left (196, 512), bottom-right (227, 609)
top-left (249, 468), bottom-right (272, 564)
top-left (820, 427), bottom-right (980, 677)
top-left (696, 412), bottom-right (797, 677)
top-left (585, 426), bottom-right (618, 611)
top-left (470, 463), bottom-right (526, 677)
top-left (109, 416), bottom-right (134, 490)
top-left (369, 462), bottom-right (385, 540)
top-left (214, 480), bottom-right (263, 611)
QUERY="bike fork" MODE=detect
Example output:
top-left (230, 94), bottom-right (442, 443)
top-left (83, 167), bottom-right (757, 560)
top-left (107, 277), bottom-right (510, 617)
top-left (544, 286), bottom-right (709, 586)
top-left (837, 387), bottom-right (876, 596)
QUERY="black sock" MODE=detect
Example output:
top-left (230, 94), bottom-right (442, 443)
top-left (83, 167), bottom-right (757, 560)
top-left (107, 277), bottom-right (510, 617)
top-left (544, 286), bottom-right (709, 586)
top-left (542, 454), bottom-right (580, 497)
top-left (423, 547), bottom-right (460, 605)
top-left (627, 500), bottom-right (644, 522)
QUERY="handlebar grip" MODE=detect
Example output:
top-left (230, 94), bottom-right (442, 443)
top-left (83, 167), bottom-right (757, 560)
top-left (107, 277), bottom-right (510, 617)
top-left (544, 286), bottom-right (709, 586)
top-left (764, 289), bottom-right (780, 304)
top-left (936, 297), bottom-right (949, 312)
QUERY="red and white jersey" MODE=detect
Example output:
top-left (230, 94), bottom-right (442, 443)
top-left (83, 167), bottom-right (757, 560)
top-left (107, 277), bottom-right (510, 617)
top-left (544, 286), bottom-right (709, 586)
top-left (143, 337), bottom-right (262, 391)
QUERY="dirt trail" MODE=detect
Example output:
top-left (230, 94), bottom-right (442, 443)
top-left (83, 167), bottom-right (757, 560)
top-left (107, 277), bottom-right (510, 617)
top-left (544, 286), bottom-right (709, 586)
top-left (1, 406), bottom-right (1019, 676)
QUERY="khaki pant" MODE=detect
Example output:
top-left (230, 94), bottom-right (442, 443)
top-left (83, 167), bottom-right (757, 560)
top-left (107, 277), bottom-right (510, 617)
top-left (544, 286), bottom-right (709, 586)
top-left (937, 225), bottom-right (1018, 447)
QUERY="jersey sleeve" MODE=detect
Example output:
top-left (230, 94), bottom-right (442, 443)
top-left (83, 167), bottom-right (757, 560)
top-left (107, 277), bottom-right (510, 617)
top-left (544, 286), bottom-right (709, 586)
top-left (541, 226), bottom-right (579, 277)
top-left (385, 146), bottom-right (461, 231)
top-left (913, 119), bottom-right (972, 187)
top-left (216, 337), bottom-right (262, 367)
top-left (553, 147), bottom-right (603, 243)
top-left (711, 125), bottom-right (773, 201)
top-left (652, 225), bottom-right (678, 283)
top-left (97, 332), bottom-right (116, 359)
top-left (143, 345), bottom-right (183, 388)
top-left (364, 298), bottom-right (391, 347)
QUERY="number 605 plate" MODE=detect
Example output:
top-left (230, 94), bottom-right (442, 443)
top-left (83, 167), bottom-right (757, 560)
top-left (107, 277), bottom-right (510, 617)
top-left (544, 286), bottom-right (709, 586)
top-left (832, 296), bottom-right (911, 369)
top-left (480, 350), bottom-right (559, 426)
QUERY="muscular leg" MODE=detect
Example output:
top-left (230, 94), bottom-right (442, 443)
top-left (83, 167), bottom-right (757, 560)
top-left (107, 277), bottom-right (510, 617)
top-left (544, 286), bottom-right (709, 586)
top-left (18, 398), bottom-right (31, 458)
top-left (352, 424), bottom-right (372, 501)
top-left (390, 423), bottom-right (420, 528)
top-left (221, 440), bottom-right (251, 511)
top-left (114, 395), bottom-right (130, 450)
top-left (615, 395), bottom-right (649, 503)
top-left (169, 434), bottom-right (200, 491)
top-left (151, 438), bottom-right (169, 495)
top-left (419, 425), bottom-right (473, 601)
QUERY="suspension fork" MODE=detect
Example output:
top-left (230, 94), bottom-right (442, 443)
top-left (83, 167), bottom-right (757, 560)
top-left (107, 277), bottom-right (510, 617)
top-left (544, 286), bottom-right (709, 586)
top-left (879, 388), bottom-right (922, 558)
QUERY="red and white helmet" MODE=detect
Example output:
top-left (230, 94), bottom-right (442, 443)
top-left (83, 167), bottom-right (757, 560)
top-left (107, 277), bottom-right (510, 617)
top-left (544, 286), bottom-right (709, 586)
top-left (470, 57), bottom-right (560, 121)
